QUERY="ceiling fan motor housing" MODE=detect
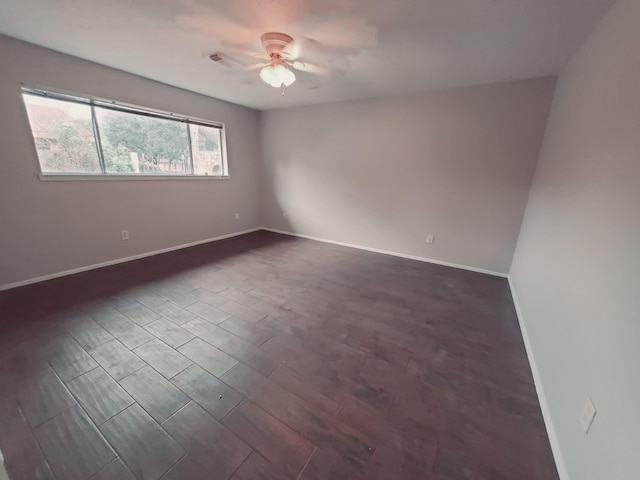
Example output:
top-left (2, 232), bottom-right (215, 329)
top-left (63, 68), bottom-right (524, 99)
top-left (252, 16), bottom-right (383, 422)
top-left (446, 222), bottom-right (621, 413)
top-left (261, 32), bottom-right (294, 56)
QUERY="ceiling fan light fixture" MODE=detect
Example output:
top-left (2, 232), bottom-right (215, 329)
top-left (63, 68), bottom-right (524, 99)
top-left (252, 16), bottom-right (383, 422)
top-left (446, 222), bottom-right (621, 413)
top-left (260, 64), bottom-right (296, 88)
top-left (282, 67), bottom-right (296, 87)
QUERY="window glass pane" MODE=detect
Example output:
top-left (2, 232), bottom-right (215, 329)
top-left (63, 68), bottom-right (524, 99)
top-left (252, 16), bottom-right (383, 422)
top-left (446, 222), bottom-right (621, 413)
top-left (95, 108), bottom-right (190, 174)
top-left (190, 124), bottom-right (225, 176)
top-left (23, 94), bottom-right (101, 173)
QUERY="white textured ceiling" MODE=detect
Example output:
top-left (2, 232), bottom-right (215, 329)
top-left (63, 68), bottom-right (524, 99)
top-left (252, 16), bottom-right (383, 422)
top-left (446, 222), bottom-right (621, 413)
top-left (0, 0), bottom-right (616, 110)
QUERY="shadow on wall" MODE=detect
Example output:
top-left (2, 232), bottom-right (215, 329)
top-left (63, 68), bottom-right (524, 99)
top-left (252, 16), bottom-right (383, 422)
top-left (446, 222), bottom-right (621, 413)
top-left (272, 149), bottom-right (416, 249)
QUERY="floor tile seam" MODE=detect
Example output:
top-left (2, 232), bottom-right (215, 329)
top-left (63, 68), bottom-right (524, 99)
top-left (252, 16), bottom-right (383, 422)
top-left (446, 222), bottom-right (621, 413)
top-left (99, 399), bottom-right (190, 472)
top-left (216, 315), bottom-right (274, 348)
top-left (148, 312), bottom-right (196, 327)
top-left (223, 372), bottom-right (374, 454)
top-left (87, 319), bottom-right (155, 351)
top-left (167, 372), bottom-right (246, 421)
top-left (159, 398), bottom-right (258, 474)
top-left (85, 337), bottom-right (148, 375)
top-left (92, 400), bottom-right (136, 429)
top-left (400, 360), bottom-right (537, 407)
top-left (190, 311), bottom-right (233, 326)
top-left (294, 445), bottom-right (318, 480)
top-left (217, 301), bottom-right (268, 322)
top-left (12, 399), bottom-right (57, 480)
top-left (113, 300), bottom-right (162, 326)
top-left (335, 393), bottom-right (408, 444)
top-left (160, 400), bottom-right (195, 427)
top-left (288, 351), bottom-right (400, 414)
top-left (20, 365), bottom-right (80, 430)
top-left (45, 354), bottom-right (98, 385)
top-left (337, 335), bottom-right (411, 371)
top-left (221, 398), bottom-right (319, 477)
top-left (34, 366), bottom-right (121, 477)
top-left (64, 322), bottom-right (116, 351)
top-left (225, 445), bottom-right (254, 480)
top-left (63, 362), bottom-right (134, 427)
top-left (90, 456), bottom-right (131, 480)
top-left (179, 327), bottom-right (244, 354)
top-left (157, 293), bottom-right (198, 309)
top-left (132, 337), bottom-right (195, 373)
top-left (209, 342), bottom-right (276, 377)
top-left (164, 361), bottom-right (196, 382)
top-left (156, 452), bottom-right (189, 480)
top-left (123, 335), bottom-right (156, 351)
top-left (140, 321), bottom-right (195, 350)
top-left (266, 366), bottom-right (346, 418)
top-left (118, 371), bottom-right (191, 425)
top-left (72, 353), bottom-right (148, 423)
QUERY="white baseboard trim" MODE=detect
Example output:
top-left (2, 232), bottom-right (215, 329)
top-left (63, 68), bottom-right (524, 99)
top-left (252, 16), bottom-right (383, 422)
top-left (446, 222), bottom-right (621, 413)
top-left (508, 277), bottom-right (570, 480)
top-left (0, 228), bottom-right (262, 292)
top-left (262, 227), bottom-right (508, 278)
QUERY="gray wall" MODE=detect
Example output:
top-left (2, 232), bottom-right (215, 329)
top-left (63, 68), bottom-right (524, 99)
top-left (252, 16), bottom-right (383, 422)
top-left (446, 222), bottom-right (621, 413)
top-left (0, 35), bottom-right (262, 289)
top-left (510, 0), bottom-right (640, 478)
top-left (260, 77), bottom-right (556, 275)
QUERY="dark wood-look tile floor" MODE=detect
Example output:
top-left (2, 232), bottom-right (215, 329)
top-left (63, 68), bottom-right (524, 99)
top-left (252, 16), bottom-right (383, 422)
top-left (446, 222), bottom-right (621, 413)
top-left (0, 231), bottom-right (559, 479)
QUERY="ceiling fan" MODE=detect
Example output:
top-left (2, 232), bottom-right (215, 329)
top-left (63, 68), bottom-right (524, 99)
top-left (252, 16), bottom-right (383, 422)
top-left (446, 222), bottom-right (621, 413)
top-left (207, 32), bottom-right (333, 94)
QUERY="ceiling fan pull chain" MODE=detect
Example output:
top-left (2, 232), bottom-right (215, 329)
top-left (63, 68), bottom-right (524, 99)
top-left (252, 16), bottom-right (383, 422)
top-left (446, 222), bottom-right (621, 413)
top-left (281, 84), bottom-right (286, 96)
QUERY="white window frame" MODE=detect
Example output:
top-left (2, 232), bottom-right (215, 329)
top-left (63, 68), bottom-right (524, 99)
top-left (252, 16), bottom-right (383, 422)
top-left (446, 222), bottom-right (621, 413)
top-left (21, 85), bottom-right (230, 181)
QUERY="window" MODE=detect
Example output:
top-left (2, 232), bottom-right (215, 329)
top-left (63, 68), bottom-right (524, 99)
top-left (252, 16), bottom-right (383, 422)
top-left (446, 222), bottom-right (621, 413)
top-left (22, 88), bottom-right (227, 177)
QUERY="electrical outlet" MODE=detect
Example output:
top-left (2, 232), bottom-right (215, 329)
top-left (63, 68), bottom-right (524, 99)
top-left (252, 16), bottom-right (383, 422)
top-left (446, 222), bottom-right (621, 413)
top-left (282, 212), bottom-right (287, 219)
top-left (121, 230), bottom-right (129, 240)
top-left (426, 234), bottom-right (435, 244)
top-left (580, 397), bottom-right (597, 433)
top-left (235, 213), bottom-right (239, 220)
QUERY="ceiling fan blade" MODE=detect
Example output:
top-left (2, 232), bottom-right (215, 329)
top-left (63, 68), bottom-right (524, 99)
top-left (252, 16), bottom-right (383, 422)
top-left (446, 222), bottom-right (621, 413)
top-left (243, 62), bottom-right (267, 70)
top-left (281, 39), bottom-right (302, 60)
top-left (282, 35), bottom-right (359, 61)
top-left (288, 60), bottom-right (333, 77)
top-left (221, 40), bottom-right (268, 59)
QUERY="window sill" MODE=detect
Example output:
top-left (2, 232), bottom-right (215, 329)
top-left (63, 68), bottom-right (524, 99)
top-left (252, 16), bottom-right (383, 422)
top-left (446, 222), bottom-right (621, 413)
top-left (38, 173), bottom-right (231, 182)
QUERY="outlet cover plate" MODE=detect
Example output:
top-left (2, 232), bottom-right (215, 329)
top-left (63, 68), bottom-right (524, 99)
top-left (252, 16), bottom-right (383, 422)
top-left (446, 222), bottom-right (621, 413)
top-left (580, 397), bottom-right (597, 433)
